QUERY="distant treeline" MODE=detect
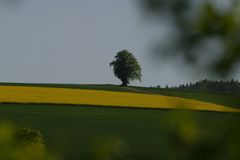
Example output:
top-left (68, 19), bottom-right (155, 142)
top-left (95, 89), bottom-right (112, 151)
top-left (155, 79), bottom-right (240, 93)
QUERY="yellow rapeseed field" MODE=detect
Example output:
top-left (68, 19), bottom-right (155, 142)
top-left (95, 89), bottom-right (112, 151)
top-left (0, 86), bottom-right (238, 112)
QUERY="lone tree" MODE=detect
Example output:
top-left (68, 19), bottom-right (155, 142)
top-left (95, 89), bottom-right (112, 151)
top-left (110, 50), bottom-right (142, 86)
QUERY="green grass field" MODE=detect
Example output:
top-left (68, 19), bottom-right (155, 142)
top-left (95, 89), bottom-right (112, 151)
top-left (0, 83), bottom-right (240, 159)
top-left (0, 104), bottom-right (240, 160)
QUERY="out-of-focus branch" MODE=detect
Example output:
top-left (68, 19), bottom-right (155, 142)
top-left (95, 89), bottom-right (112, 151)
top-left (139, 0), bottom-right (240, 76)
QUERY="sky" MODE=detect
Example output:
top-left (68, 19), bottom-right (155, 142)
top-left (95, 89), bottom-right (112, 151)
top-left (0, 0), bottom-right (239, 87)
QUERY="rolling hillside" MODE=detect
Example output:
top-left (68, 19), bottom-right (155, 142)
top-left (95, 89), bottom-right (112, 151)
top-left (0, 84), bottom-right (240, 159)
top-left (0, 83), bottom-right (239, 109)
top-left (0, 86), bottom-right (238, 112)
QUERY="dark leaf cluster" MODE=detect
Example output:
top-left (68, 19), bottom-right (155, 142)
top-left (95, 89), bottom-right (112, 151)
top-left (140, 0), bottom-right (240, 76)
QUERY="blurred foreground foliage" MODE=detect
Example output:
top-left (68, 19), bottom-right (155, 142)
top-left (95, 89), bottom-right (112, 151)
top-left (93, 136), bottom-right (128, 160)
top-left (0, 121), bottom-right (60, 160)
top-left (165, 111), bottom-right (240, 160)
top-left (140, 0), bottom-right (240, 76)
top-left (92, 110), bottom-right (240, 160)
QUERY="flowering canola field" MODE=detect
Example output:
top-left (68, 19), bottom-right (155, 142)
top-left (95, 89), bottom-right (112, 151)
top-left (0, 86), bottom-right (238, 112)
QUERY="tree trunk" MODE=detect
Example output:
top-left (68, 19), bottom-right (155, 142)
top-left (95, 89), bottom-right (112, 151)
top-left (121, 80), bottom-right (128, 86)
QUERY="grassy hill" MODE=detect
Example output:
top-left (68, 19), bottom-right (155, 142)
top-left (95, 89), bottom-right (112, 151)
top-left (0, 86), bottom-right (238, 112)
top-left (0, 83), bottom-right (239, 159)
top-left (0, 83), bottom-right (239, 109)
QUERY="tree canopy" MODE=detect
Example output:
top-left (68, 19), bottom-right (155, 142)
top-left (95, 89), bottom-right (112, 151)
top-left (110, 50), bottom-right (142, 86)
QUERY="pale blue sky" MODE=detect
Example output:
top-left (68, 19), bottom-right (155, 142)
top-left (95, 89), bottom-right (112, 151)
top-left (0, 0), bottom-right (239, 86)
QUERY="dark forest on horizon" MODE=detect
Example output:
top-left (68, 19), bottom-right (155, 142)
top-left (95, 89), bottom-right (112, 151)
top-left (155, 79), bottom-right (240, 93)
